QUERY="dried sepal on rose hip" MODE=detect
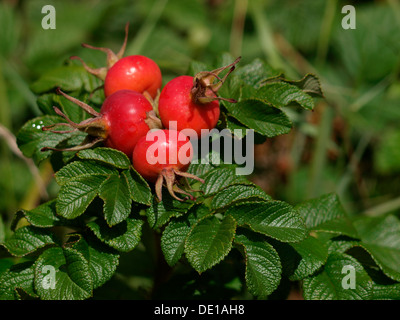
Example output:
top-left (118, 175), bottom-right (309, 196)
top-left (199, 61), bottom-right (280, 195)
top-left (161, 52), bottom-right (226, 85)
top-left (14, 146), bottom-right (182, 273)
top-left (41, 88), bottom-right (162, 157)
top-left (158, 57), bottom-right (241, 139)
top-left (132, 129), bottom-right (204, 202)
top-left (71, 22), bottom-right (162, 99)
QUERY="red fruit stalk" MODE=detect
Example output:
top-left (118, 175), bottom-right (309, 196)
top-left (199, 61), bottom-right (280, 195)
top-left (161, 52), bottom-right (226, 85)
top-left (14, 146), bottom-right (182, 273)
top-left (42, 89), bottom-right (162, 157)
top-left (71, 23), bottom-right (162, 99)
top-left (158, 57), bottom-right (241, 139)
top-left (132, 129), bottom-right (204, 201)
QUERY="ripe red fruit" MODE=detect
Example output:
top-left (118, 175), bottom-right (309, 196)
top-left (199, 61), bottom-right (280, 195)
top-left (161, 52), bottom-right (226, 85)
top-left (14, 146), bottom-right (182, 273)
top-left (158, 75), bottom-right (220, 139)
top-left (104, 55), bottom-right (162, 98)
top-left (99, 90), bottom-right (155, 155)
top-left (71, 23), bottom-right (162, 99)
top-left (42, 89), bottom-right (162, 157)
top-left (132, 129), bottom-right (204, 201)
top-left (158, 57), bottom-right (241, 139)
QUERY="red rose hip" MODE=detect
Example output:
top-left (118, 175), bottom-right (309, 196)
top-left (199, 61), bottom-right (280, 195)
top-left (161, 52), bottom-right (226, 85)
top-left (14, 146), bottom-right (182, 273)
top-left (104, 55), bottom-right (162, 98)
top-left (132, 129), bottom-right (204, 201)
top-left (42, 89), bottom-right (162, 157)
top-left (71, 23), bottom-right (162, 99)
top-left (158, 57), bottom-right (241, 139)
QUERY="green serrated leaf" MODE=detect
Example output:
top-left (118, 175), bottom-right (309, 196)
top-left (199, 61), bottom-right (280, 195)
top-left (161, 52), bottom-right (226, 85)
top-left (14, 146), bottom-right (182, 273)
top-left (67, 235), bottom-right (119, 290)
top-left (146, 193), bottom-right (195, 229)
top-left (1, 226), bottom-right (58, 257)
top-left (0, 259), bottom-right (13, 277)
top-left (295, 193), bottom-right (358, 238)
top-left (226, 99), bottom-right (292, 138)
top-left (30, 65), bottom-right (102, 93)
top-left (77, 147), bottom-right (131, 169)
top-left (12, 200), bottom-right (61, 229)
top-left (372, 283), bottom-right (400, 300)
top-left (34, 246), bottom-right (93, 300)
top-left (234, 59), bottom-right (279, 88)
top-left (55, 160), bottom-right (117, 186)
top-left (234, 229), bottom-right (282, 298)
top-left (122, 168), bottom-right (152, 205)
top-left (227, 201), bottom-right (307, 243)
top-left (354, 215), bottom-right (400, 282)
top-left (16, 116), bottom-right (78, 164)
top-left (273, 236), bottom-right (328, 281)
top-left (161, 205), bottom-right (210, 267)
top-left (99, 174), bottom-right (132, 226)
top-left (185, 215), bottom-right (237, 273)
top-left (262, 73), bottom-right (324, 98)
top-left (211, 184), bottom-right (271, 210)
top-left (200, 166), bottom-right (251, 196)
top-left (56, 175), bottom-right (108, 219)
top-left (0, 262), bottom-right (38, 300)
top-left (224, 116), bottom-right (250, 139)
top-left (302, 252), bottom-right (373, 300)
top-left (87, 218), bottom-right (143, 252)
top-left (187, 152), bottom-right (220, 178)
top-left (256, 82), bottom-right (315, 110)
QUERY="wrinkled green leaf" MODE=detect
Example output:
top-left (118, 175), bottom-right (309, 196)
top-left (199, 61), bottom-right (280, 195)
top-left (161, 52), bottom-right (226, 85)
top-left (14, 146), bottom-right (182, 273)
top-left (34, 247), bottom-right (92, 300)
top-left (161, 205), bottom-right (210, 267)
top-left (87, 218), bottom-right (143, 252)
top-left (67, 235), bottom-right (119, 290)
top-left (200, 166), bottom-right (251, 196)
top-left (57, 175), bottom-right (108, 219)
top-left (256, 82), bottom-right (315, 110)
top-left (234, 229), bottom-right (281, 298)
top-left (1, 226), bottom-right (58, 257)
top-left (99, 174), bottom-right (132, 226)
top-left (77, 147), bottom-right (131, 169)
top-left (273, 236), bottom-right (328, 281)
top-left (227, 201), bottom-right (307, 243)
top-left (12, 200), bottom-right (61, 229)
top-left (211, 184), bottom-right (271, 210)
top-left (0, 262), bottom-right (37, 300)
top-left (16, 116), bottom-right (78, 164)
top-left (302, 253), bottom-right (373, 300)
top-left (146, 194), bottom-right (195, 229)
top-left (30, 65), bottom-right (101, 93)
top-left (262, 73), bottom-right (323, 98)
top-left (372, 283), bottom-right (400, 300)
top-left (226, 99), bottom-right (292, 138)
top-left (185, 215), bottom-right (237, 273)
top-left (295, 193), bottom-right (358, 238)
top-left (354, 215), bottom-right (400, 282)
top-left (122, 168), bottom-right (152, 206)
top-left (55, 160), bottom-right (117, 186)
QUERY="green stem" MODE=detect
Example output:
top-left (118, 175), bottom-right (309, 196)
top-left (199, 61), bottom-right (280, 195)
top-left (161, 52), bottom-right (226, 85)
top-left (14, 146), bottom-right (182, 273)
top-left (387, 0), bottom-right (400, 27)
top-left (336, 133), bottom-right (372, 202)
top-left (230, 0), bottom-right (248, 58)
top-left (126, 0), bottom-right (169, 55)
top-left (316, 0), bottom-right (338, 66)
top-left (0, 60), bottom-right (17, 214)
top-left (307, 104), bottom-right (334, 199)
top-left (250, 0), bottom-right (295, 77)
top-left (1, 57), bottom-right (41, 116)
top-left (363, 196), bottom-right (400, 217)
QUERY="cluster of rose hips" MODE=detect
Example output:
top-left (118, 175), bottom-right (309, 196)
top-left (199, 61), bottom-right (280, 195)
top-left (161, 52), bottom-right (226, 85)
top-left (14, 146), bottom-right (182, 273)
top-left (43, 23), bottom-right (240, 201)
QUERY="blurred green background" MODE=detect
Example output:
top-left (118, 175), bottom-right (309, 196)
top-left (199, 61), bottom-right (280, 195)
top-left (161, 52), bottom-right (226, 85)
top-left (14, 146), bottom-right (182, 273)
top-left (1, 0), bottom-right (400, 245)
